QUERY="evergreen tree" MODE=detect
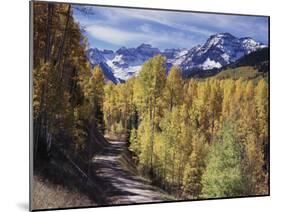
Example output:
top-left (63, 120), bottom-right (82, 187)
top-left (201, 122), bottom-right (246, 198)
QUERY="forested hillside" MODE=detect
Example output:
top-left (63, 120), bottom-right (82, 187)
top-left (103, 55), bottom-right (269, 198)
top-left (33, 2), bottom-right (91, 158)
top-left (32, 3), bottom-right (110, 208)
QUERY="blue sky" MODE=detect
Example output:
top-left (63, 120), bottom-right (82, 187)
top-left (73, 5), bottom-right (268, 51)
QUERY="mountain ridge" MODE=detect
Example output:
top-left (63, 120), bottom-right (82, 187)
top-left (87, 32), bottom-right (266, 83)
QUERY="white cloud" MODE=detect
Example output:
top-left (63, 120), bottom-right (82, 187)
top-left (106, 8), bottom-right (215, 36)
top-left (75, 5), bottom-right (268, 48)
top-left (137, 24), bottom-right (152, 33)
top-left (86, 24), bottom-right (195, 48)
top-left (87, 24), bottom-right (146, 46)
top-left (99, 8), bottom-right (267, 41)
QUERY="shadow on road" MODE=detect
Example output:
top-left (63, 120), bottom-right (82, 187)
top-left (92, 140), bottom-right (173, 204)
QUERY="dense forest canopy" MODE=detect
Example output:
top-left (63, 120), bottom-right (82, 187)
top-left (33, 2), bottom-right (101, 163)
top-left (32, 2), bottom-right (269, 206)
top-left (104, 56), bottom-right (269, 198)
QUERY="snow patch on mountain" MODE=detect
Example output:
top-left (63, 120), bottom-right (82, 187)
top-left (87, 33), bottom-right (266, 82)
top-left (201, 58), bottom-right (222, 70)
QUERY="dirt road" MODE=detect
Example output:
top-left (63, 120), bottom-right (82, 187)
top-left (92, 140), bottom-right (173, 205)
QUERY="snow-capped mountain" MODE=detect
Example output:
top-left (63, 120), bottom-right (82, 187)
top-left (87, 33), bottom-right (266, 82)
top-left (87, 44), bottom-right (160, 83)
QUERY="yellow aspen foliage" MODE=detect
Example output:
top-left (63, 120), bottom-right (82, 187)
top-left (221, 79), bottom-right (236, 118)
top-left (164, 66), bottom-right (183, 111)
top-left (255, 79), bottom-right (269, 143)
top-left (182, 132), bottom-right (207, 199)
top-left (243, 133), bottom-right (268, 195)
